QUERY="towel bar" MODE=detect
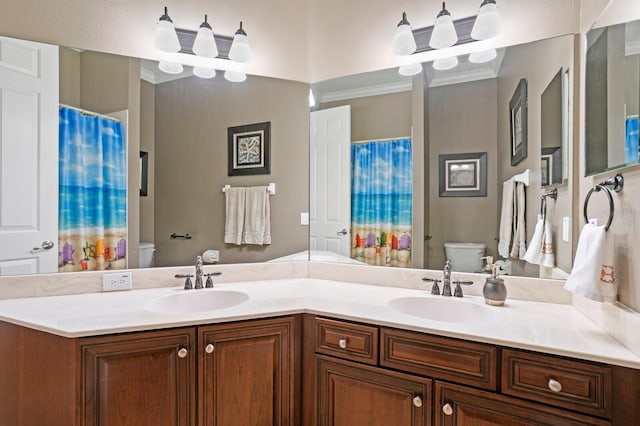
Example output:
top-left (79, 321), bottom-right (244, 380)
top-left (222, 182), bottom-right (276, 195)
top-left (582, 174), bottom-right (623, 231)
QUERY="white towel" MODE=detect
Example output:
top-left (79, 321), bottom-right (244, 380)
top-left (511, 182), bottom-right (527, 259)
top-left (224, 187), bottom-right (246, 245)
top-left (498, 178), bottom-right (515, 258)
top-left (564, 224), bottom-right (617, 303)
top-left (524, 215), bottom-right (555, 267)
top-left (242, 186), bottom-right (271, 245)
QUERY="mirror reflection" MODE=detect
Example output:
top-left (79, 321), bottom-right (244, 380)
top-left (0, 36), bottom-right (309, 276)
top-left (585, 18), bottom-right (640, 175)
top-left (310, 34), bottom-right (575, 279)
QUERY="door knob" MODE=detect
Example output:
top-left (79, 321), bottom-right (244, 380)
top-left (177, 348), bottom-right (189, 358)
top-left (548, 378), bottom-right (562, 393)
top-left (32, 240), bottom-right (54, 252)
top-left (205, 344), bottom-right (214, 354)
top-left (442, 403), bottom-right (453, 416)
top-left (412, 396), bottom-right (423, 408)
top-left (337, 229), bottom-right (348, 236)
top-left (338, 338), bottom-right (348, 349)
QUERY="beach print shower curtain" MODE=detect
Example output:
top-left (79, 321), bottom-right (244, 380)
top-left (58, 107), bottom-right (127, 272)
top-left (351, 138), bottom-right (412, 268)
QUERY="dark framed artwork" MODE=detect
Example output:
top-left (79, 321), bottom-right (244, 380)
top-left (438, 152), bottom-right (487, 197)
top-left (139, 151), bottom-right (148, 196)
top-left (510, 78), bottom-right (528, 166)
top-left (227, 122), bottom-right (271, 176)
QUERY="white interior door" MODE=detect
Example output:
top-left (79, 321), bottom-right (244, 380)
top-left (0, 36), bottom-right (59, 275)
top-left (310, 105), bottom-right (351, 258)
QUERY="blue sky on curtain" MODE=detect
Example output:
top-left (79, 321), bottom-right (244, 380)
top-left (351, 138), bottom-right (412, 268)
top-left (58, 107), bottom-right (127, 272)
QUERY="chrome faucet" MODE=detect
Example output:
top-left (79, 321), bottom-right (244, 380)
top-left (442, 260), bottom-right (452, 296)
top-left (195, 255), bottom-right (204, 289)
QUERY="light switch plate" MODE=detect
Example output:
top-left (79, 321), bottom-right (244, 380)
top-left (300, 212), bottom-right (309, 225)
top-left (102, 272), bottom-right (132, 291)
top-left (562, 217), bottom-right (570, 242)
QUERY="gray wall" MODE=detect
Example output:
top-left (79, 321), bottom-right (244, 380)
top-left (153, 75), bottom-right (309, 266)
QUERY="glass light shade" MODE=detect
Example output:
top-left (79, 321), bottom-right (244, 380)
top-left (429, 14), bottom-right (458, 49)
top-left (468, 48), bottom-right (497, 63)
top-left (158, 61), bottom-right (184, 74)
top-left (224, 70), bottom-right (247, 83)
top-left (193, 66), bottom-right (216, 79)
top-left (432, 56), bottom-right (458, 71)
top-left (229, 34), bottom-right (252, 63)
top-left (471, 2), bottom-right (502, 40)
top-left (154, 20), bottom-right (181, 53)
top-left (399, 62), bottom-right (423, 76)
top-left (308, 88), bottom-right (317, 107)
top-left (392, 24), bottom-right (417, 56)
top-left (193, 27), bottom-right (219, 58)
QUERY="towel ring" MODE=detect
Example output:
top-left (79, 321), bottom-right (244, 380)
top-left (583, 185), bottom-right (614, 231)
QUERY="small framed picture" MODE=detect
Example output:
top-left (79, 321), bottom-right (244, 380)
top-left (510, 78), bottom-right (528, 166)
top-left (228, 122), bottom-right (271, 176)
top-left (438, 152), bottom-right (487, 197)
top-left (139, 151), bottom-right (149, 196)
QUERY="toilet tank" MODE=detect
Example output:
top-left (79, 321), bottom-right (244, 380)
top-left (139, 242), bottom-right (156, 268)
top-left (444, 242), bottom-right (486, 273)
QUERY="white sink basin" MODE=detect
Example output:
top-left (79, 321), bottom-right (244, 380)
top-left (145, 290), bottom-right (249, 314)
top-left (388, 296), bottom-right (504, 324)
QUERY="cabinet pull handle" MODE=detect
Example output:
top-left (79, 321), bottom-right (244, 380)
top-left (177, 348), bottom-right (189, 358)
top-left (205, 344), bottom-right (215, 354)
top-left (548, 378), bottom-right (562, 393)
top-left (412, 396), bottom-right (423, 408)
top-left (338, 338), bottom-right (348, 349)
top-left (442, 403), bottom-right (453, 416)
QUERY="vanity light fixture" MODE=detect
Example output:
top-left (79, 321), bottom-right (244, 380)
top-left (432, 56), bottom-right (459, 71)
top-left (193, 66), bottom-right (217, 79)
top-left (470, 0), bottom-right (502, 40)
top-left (392, 12), bottom-right (417, 56)
top-left (429, 2), bottom-right (458, 49)
top-left (468, 48), bottom-right (497, 63)
top-left (224, 70), bottom-right (247, 83)
top-left (192, 14), bottom-right (219, 58)
top-left (158, 61), bottom-right (184, 74)
top-left (399, 62), bottom-right (423, 76)
top-left (153, 7), bottom-right (181, 53)
top-left (228, 22), bottom-right (252, 63)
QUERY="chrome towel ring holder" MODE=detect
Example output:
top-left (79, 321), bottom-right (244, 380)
top-left (583, 174), bottom-right (624, 231)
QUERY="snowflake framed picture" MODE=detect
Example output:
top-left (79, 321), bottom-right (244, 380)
top-left (227, 122), bottom-right (271, 176)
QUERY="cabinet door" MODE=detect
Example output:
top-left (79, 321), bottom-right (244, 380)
top-left (435, 382), bottom-right (610, 426)
top-left (82, 329), bottom-right (195, 426)
top-left (199, 317), bottom-right (296, 426)
top-left (317, 355), bottom-right (431, 426)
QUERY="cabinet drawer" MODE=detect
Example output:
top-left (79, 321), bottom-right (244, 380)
top-left (380, 327), bottom-right (497, 390)
top-left (502, 349), bottom-right (612, 418)
top-left (314, 317), bottom-right (378, 365)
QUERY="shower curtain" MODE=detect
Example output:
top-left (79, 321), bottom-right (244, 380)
top-left (351, 138), bottom-right (412, 268)
top-left (58, 106), bottom-right (127, 272)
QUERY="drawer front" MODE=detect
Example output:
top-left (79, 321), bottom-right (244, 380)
top-left (314, 317), bottom-right (378, 365)
top-left (380, 327), bottom-right (497, 390)
top-left (502, 349), bottom-right (612, 418)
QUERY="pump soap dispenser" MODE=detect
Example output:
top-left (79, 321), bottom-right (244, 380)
top-left (482, 256), bottom-right (507, 306)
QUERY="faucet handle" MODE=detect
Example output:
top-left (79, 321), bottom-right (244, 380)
top-left (422, 277), bottom-right (442, 295)
top-left (175, 274), bottom-right (194, 290)
top-left (204, 272), bottom-right (222, 288)
top-left (452, 280), bottom-right (474, 297)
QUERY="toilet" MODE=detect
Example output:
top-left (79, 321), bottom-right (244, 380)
top-left (139, 242), bottom-right (156, 268)
top-left (444, 242), bottom-right (486, 273)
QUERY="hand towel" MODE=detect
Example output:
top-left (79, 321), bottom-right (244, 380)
top-left (224, 187), bottom-right (246, 245)
top-left (242, 186), bottom-right (272, 245)
top-left (564, 223), bottom-right (617, 303)
top-left (510, 182), bottom-right (527, 259)
top-left (524, 215), bottom-right (555, 267)
top-left (498, 178), bottom-right (515, 258)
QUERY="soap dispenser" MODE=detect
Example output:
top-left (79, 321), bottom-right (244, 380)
top-left (482, 256), bottom-right (507, 306)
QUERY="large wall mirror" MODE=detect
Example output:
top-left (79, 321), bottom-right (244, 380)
top-left (310, 34), bottom-right (575, 279)
top-left (0, 35), bottom-right (309, 276)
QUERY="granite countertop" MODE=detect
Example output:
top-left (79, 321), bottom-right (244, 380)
top-left (0, 278), bottom-right (638, 369)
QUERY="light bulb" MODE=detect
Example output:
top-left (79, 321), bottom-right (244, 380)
top-left (229, 22), bottom-right (252, 63)
top-left (399, 62), bottom-right (423, 76)
top-left (429, 2), bottom-right (458, 49)
top-left (193, 66), bottom-right (216, 79)
top-left (468, 49), bottom-right (497, 63)
top-left (158, 61), bottom-right (184, 74)
top-left (153, 7), bottom-right (181, 53)
top-left (224, 70), bottom-right (247, 83)
top-left (432, 56), bottom-right (458, 71)
top-left (391, 12), bottom-right (417, 56)
top-left (192, 15), bottom-right (219, 58)
top-left (471, 0), bottom-right (502, 40)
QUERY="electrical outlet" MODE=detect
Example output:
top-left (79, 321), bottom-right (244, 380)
top-left (102, 272), bottom-right (132, 291)
top-left (562, 217), bottom-right (570, 242)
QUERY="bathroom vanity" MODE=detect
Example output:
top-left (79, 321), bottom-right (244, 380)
top-left (0, 278), bottom-right (638, 425)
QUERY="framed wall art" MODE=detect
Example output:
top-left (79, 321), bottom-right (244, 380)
top-left (139, 151), bottom-right (149, 196)
top-left (510, 78), bottom-right (528, 166)
top-left (228, 122), bottom-right (271, 176)
top-left (438, 152), bottom-right (487, 197)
